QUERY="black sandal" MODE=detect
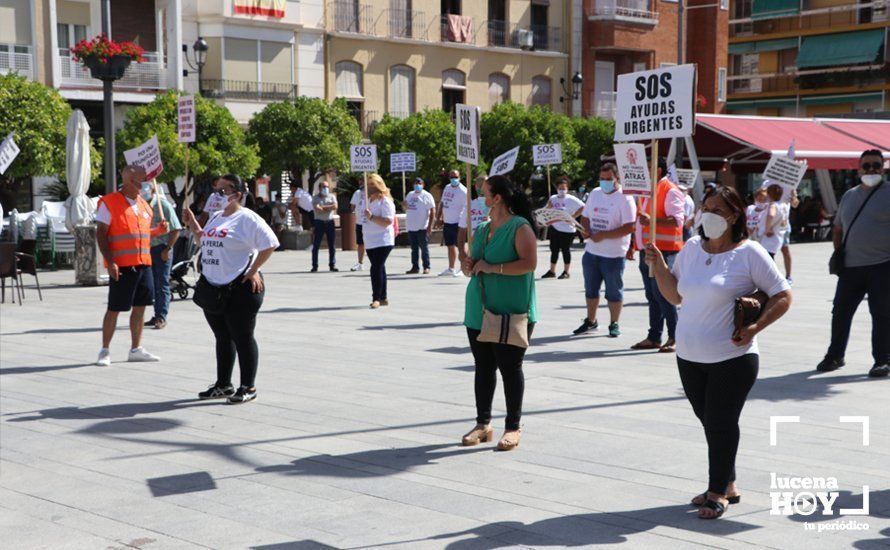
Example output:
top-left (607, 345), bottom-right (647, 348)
top-left (699, 499), bottom-right (727, 519)
top-left (691, 491), bottom-right (740, 506)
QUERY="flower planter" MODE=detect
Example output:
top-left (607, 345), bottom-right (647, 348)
top-left (82, 54), bottom-right (132, 81)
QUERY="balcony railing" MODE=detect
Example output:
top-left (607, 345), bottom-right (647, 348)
top-left (201, 79), bottom-right (298, 101)
top-left (329, 1), bottom-right (373, 33)
top-left (728, 64), bottom-right (887, 95)
top-left (729, 0), bottom-right (888, 38)
top-left (594, 91), bottom-right (617, 119)
top-left (385, 8), bottom-right (427, 40)
top-left (0, 44), bottom-right (33, 80)
top-left (485, 21), bottom-right (563, 52)
top-left (58, 49), bottom-right (167, 90)
top-left (586, 0), bottom-right (659, 24)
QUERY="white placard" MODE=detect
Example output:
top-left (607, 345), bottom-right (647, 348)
top-left (534, 207), bottom-right (583, 230)
top-left (123, 135), bottom-right (164, 180)
top-left (532, 143), bottom-right (562, 166)
top-left (390, 152), bottom-right (416, 173)
top-left (456, 104), bottom-right (481, 166)
top-left (613, 143), bottom-right (651, 197)
top-left (0, 132), bottom-right (20, 175)
top-left (178, 95), bottom-right (196, 143)
top-left (615, 64), bottom-right (696, 141)
top-left (350, 144), bottom-right (378, 172)
top-left (762, 154), bottom-right (808, 189)
top-left (490, 146), bottom-right (520, 177)
top-left (676, 168), bottom-right (699, 189)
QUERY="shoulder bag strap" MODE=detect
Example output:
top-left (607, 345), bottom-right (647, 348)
top-left (840, 182), bottom-right (883, 250)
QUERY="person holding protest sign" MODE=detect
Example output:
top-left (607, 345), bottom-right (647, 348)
top-left (436, 169), bottom-right (468, 277)
top-left (631, 157), bottom-right (685, 353)
top-left (745, 188), bottom-right (769, 241)
top-left (779, 189), bottom-right (799, 284)
top-left (143, 180), bottom-right (181, 330)
top-left (94, 165), bottom-right (169, 366)
top-left (574, 164), bottom-right (636, 337)
top-left (458, 175), bottom-right (490, 262)
top-left (363, 174), bottom-right (396, 308)
top-left (310, 180), bottom-right (338, 273)
top-left (460, 175), bottom-right (537, 452)
top-left (182, 174), bottom-right (279, 404)
top-left (198, 176), bottom-right (224, 225)
top-left (756, 184), bottom-right (785, 260)
top-left (645, 185), bottom-right (792, 519)
top-left (404, 177), bottom-right (436, 274)
top-left (349, 181), bottom-right (367, 271)
top-left (542, 175), bottom-right (584, 280)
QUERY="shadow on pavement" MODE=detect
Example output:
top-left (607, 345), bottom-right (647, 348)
top-left (252, 542), bottom-right (338, 550)
top-left (261, 305), bottom-right (368, 314)
top-left (5, 399), bottom-right (214, 422)
top-left (750, 370), bottom-right (874, 403)
top-left (0, 327), bottom-right (101, 336)
top-left (361, 321), bottom-right (463, 331)
top-left (0, 363), bottom-right (95, 376)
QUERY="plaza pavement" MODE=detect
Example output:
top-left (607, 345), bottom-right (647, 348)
top-left (1, 240), bottom-right (888, 549)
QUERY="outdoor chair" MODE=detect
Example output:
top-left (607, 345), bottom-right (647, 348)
top-left (16, 240), bottom-right (42, 301)
top-left (0, 242), bottom-right (23, 305)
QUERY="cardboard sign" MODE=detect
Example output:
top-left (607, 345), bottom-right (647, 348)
top-left (390, 152), bottom-right (416, 173)
top-left (615, 64), bottom-right (696, 141)
top-left (123, 135), bottom-right (164, 180)
top-left (178, 95), bottom-right (196, 143)
top-left (350, 144), bottom-right (378, 172)
top-left (456, 104), bottom-right (480, 166)
top-left (0, 132), bottom-right (20, 175)
top-left (490, 146), bottom-right (520, 177)
top-left (533, 143), bottom-right (562, 166)
top-left (534, 207), bottom-right (582, 230)
top-left (763, 154), bottom-right (808, 189)
top-left (676, 168), bottom-right (699, 189)
top-left (613, 143), bottom-right (651, 197)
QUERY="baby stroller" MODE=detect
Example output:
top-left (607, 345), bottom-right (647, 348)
top-left (170, 234), bottom-right (200, 300)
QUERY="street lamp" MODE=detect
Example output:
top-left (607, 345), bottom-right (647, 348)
top-left (559, 72), bottom-right (583, 103)
top-left (184, 37), bottom-right (209, 95)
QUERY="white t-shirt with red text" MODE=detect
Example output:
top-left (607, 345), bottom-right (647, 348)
top-left (404, 189), bottom-right (436, 231)
top-left (440, 183), bottom-right (468, 224)
top-left (200, 208), bottom-right (279, 285)
top-left (582, 188), bottom-right (637, 258)
top-left (458, 197), bottom-right (490, 230)
top-left (547, 193), bottom-right (585, 234)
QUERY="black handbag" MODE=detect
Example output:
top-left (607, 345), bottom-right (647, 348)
top-left (192, 256), bottom-right (253, 314)
top-left (830, 183), bottom-right (882, 276)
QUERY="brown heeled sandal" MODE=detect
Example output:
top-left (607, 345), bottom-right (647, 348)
top-left (461, 424), bottom-right (493, 446)
top-left (496, 430), bottom-right (521, 451)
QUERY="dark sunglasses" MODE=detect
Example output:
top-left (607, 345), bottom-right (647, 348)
top-left (861, 162), bottom-right (883, 171)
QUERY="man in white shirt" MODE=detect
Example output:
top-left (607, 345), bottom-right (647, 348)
top-left (349, 182), bottom-right (367, 271)
top-left (458, 175), bottom-right (490, 262)
top-left (574, 163), bottom-right (637, 338)
top-left (403, 177), bottom-right (436, 274)
top-left (435, 169), bottom-right (467, 277)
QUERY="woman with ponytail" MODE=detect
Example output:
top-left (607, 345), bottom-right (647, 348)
top-left (460, 175), bottom-right (538, 451)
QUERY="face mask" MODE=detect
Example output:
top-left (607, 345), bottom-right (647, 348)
top-left (861, 174), bottom-right (883, 187)
top-left (579, 186), bottom-right (586, 194)
top-left (140, 183), bottom-right (153, 201)
top-left (450, 178), bottom-right (460, 187)
top-left (414, 184), bottom-right (423, 192)
top-left (557, 189), bottom-right (567, 198)
top-left (320, 188), bottom-right (329, 196)
top-left (700, 212), bottom-right (729, 239)
top-left (599, 180), bottom-right (615, 194)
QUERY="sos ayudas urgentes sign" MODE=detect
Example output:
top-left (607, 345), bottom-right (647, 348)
top-left (614, 64), bottom-right (697, 142)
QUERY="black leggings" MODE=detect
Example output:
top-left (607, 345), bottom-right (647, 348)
top-left (549, 229), bottom-right (574, 266)
top-left (203, 279), bottom-right (264, 388)
top-left (367, 245), bottom-right (393, 301)
top-left (467, 325), bottom-right (534, 431)
top-left (677, 354), bottom-right (759, 495)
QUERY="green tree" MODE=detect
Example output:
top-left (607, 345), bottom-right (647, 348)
top-left (0, 74), bottom-right (72, 211)
top-left (571, 116), bottom-right (615, 179)
top-left (248, 97), bottom-right (361, 185)
top-left (117, 90), bottom-right (259, 209)
top-left (479, 102), bottom-right (584, 203)
top-left (371, 110), bottom-right (456, 204)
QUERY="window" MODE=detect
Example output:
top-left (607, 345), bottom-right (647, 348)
top-left (335, 61), bottom-right (364, 99)
top-left (442, 68), bottom-right (466, 115)
top-left (531, 75), bottom-right (552, 107)
top-left (57, 23), bottom-right (87, 48)
top-left (488, 73), bottom-right (509, 108)
top-left (389, 65), bottom-right (415, 118)
top-left (720, 0), bottom-right (729, 10)
top-left (718, 67), bottom-right (727, 102)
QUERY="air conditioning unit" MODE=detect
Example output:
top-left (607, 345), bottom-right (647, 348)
top-left (516, 29), bottom-right (534, 50)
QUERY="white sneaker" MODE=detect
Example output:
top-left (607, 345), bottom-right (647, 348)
top-left (350, 263), bottom-right (364, 272)
top-left (128, 347), bottom-right (160, 362)
top-left (786, 277), bottom-right (794, 287)
top-left (451, 270), bottom-right (465, 278)
top-left (96, 348), bottom-right (111, 366)
top-left (438, 267), bottom-right (454, 276)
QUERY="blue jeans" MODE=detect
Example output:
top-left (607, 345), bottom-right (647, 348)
top-left (150, 244), bottom-right (172, 320)
top-left (639, 252), bottom-right (678, 342)
top-left (312, 219), bottom-right (336, 269)
top-left (582, 252), bottom-right (626, 302)
top-left (409, 230), bottom-right (430, 270)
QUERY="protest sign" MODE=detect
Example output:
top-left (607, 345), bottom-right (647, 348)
top-left (123, 135), bottom-right (164, 180)
top-left (455, 104), bottom-right (480, 166)
top-left (763, 154), bottom-right (808, 189)
top-left (532, 143), bottom-right (562, 166)
top-left (614, 64), bottom-right (696, 142)
top-left (490, 146), bottom-right (520, 177)
top-left (676, 168), bottom-right (699, 189)
top-left (390, 152), bottom-right (416, 173)
top-left (350, 144), bottom-right (378, 173)
top-left (0, 133), bottom-right (20, 175)
top-left (613, 143), bottom-right (651, 197)
top-left (178, 95), bottom-right (196, 143)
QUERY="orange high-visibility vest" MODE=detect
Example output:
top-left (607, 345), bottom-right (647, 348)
top-left (98, 192), bottom-right (153, 267)
top-left (640, 178), bottom-right (684, 252)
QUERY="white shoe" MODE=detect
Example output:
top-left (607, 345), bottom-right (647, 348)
top-left (786, 277), bottom-right (794, 287)
top-left (128, 347), bottom-right (160, 362)
top-left (451, 270), bottom-right (465, 278)
top-left (350, 263), bottom-right (364, 272)
top-left (96, 348), bottom-right (111, 366)
top-left (438, 268), bottom-right (454, 276)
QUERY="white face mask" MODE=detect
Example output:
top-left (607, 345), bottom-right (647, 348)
top-left (700, 212), bottom-right (729, 239)
top-left (861, 174), bottom-right (883, 187)
top-left (557, 189), bottom-right (567, 198)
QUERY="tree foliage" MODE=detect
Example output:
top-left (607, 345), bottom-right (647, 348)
top-left (571, 116), bottom-right (615, 178)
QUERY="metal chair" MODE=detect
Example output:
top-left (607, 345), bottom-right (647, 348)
top-left (16, 240), bottom-right (42, 301)
top-left (0, 242), bottom-right (23, 305)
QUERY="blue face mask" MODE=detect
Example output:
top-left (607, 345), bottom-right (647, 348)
top-left (320, 188), bottom-right (329, 196)
top-left (599, 180), bottom-right (615, 194)
top-left (450, 178), bottom-right (460, 187)
top-left (579, 186), bottom-right (586, 194)
top-left (140, 183), bottom-right (153, 201)
top-left (414, 184), bottom-right (423, 192)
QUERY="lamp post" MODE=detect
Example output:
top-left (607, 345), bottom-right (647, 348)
top-left (185, 37), bottom-right (209, 96)
top-left (101, 0), bottom-right (115, 194)
top-left (559, 71), bottom-right (583, 103)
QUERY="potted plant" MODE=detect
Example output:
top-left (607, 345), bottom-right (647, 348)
top-left (71, 34), bottom-right (145, 81)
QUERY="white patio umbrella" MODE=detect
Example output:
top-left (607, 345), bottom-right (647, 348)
top-left (64, 109), bottom-right (95, 233)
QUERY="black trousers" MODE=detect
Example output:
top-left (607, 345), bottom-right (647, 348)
top-left (203, 279), bottom-right (264, 388)
top-left (827, 260), bottom-right (890, 364)
top-left (467, 325), bottom-right (534, 431)
top-left (312, 219), bottom-right (336, 269)
top-left (549, 229), bottom-right (575, 265)
top-left (367, 245), bottom-right (393, 301)
top-left (677, 354), bottom-right (759, 495)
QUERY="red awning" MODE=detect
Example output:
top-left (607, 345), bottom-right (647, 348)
top-left (694, 114), bottom-right (889, 170)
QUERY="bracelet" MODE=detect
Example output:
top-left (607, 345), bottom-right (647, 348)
top-left (499, 263), bottom-right (504, 274)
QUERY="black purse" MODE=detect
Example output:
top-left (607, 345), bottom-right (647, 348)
top-left (192, 255), bottom-right (253, 314)
top-left (830, 183), bottom-right (882, 276)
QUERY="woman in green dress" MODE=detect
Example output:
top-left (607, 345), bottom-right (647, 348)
top-left (460, 175), bottom-right (538, 451)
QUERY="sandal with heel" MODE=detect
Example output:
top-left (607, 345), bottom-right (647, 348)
top-left (461, 425), bottom-right (493, 446)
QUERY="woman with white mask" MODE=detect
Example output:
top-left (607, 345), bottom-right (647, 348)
top-left (541, 176), bottom-right (584, 279)
top-left (645, 185), bottom-right (792, 520)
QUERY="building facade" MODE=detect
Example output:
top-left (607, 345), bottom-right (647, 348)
top-left (725, 0), bottom-right (889, 116)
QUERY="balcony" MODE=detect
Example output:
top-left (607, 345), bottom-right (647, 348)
top-left (440, 14), bottom-right (478, 44)
top-left (728, 64), bottom-right (887, 95)
top-left (201, 79), bottom-right (298, 101)
top-left (58, 49), bottom-right (167, 90)
top-left (385, 8), bottom-right (428, 40)
top-left (0, 44), bottom-right (33, 81)
top-left (329, 1), bottom-right (374, 33)
top-left (586, 0), bottom-right (659, 25)
top-left (594, 91), bottom-right (617, 119)
top-left (729, 0), bottom-right (888, 38)
top-left (485, 21), bottom-right (562, 52)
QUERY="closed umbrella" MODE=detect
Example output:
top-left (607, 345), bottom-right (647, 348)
top-left (64, 109), bottom-right (94, 233)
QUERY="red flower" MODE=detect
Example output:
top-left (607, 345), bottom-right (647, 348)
top-left (71, 34), bottom-right (145, 64)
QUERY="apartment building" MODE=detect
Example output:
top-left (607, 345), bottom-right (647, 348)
top-left (324, 0), bottom-right (576, 136)
top-left (725, 0), bottom-right (890, 116)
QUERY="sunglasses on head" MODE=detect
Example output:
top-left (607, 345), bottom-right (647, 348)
top-left (861, 162), bottom-right (883, 171)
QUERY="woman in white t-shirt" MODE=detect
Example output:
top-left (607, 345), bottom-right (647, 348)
top-left (645, 185), bottom-right (792, 520)
top-left (362, 174), bottom-right (396, 309)
top-left (182, 174), bottom-right (280, 405)
top-left (757, 184), bottom-right (786, 258)
top-left (745, 187), bottom-right (769, 241)
top-left (542, 175), bottom-right (585, 280)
